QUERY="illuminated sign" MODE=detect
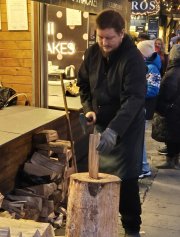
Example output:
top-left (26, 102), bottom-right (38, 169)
top-left (71, 0), bottom-right (98, 7)
top-left (32, 0), bottom-right (102, 13)
top-left (131, 0), bottom-right (160, 15)
top-left (48, 42), bottom-right (76, 55)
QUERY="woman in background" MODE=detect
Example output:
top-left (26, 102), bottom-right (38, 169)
top-left (156, 44), bottom-right (180, 169)
top-left (155, 38), bottom-right (168, 77)
top-left (137, 40), bottom-right (161, 178)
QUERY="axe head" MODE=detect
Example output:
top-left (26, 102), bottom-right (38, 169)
top-left (79, 113), bottom-right (89, 134)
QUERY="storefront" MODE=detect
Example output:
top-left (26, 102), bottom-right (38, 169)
top-left (0, 0), bottom-right (132, 194)
top-left (31, 0), bottom-right (131, 108)
top-left (129, 0), bottom-right (161, 40)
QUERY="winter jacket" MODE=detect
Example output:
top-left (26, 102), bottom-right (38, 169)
top-left (145, 52), bottom-right (161, 120)
top-left (77, 34), bottom-right (146, 179)
top-left (156, 58), bottom-right (180, 142)
top-left (145, 52), bottom-right (161, 98)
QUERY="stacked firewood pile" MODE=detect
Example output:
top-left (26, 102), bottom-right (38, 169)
top-left (0, 130), bottom-right (75, 230)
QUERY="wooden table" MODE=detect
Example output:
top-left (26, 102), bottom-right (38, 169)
top-left (0, 106), bottom-right (66, 193)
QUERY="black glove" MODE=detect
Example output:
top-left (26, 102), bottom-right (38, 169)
top-left (96, 128), bottom-right (118, 155)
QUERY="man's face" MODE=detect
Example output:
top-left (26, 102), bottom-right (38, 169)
top-left (97, 28), bottom-right (124, 55)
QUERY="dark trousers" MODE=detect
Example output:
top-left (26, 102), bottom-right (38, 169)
top-left (119, 178), bottom-right (142, 233)
top-left (167, 141), bottom-right (180, 158)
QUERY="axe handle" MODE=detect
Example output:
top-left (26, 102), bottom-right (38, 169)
top-left (60, 74), bottom-right (78, 173)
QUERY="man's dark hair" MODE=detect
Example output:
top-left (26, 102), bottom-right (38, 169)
top-left (96, 10), bottom-right (125, 33)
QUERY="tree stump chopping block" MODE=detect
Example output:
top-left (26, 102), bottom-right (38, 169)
top-left (65, 172), bottom-right (120, 237)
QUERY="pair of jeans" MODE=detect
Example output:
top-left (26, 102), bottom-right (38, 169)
top-left (142, 142), bottom-right (151, 172)
top-left (119, 178), bottom-right (142, 233)
top-left (142, 120), bottom-right (151, 172)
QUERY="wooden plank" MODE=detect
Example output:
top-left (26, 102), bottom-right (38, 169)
top-left (0, 59), bottom-right (32, 67)
top-left (0, 217), bottom-right (55, 237)
top-left (0, 67), bottom-right (32, 76)
top-left (0, 107), bottom-right (65, 135)
top-left (0, 75), bottom-right (32, 83)
top-left (0, 50), bottom-right (32, 58)
top-left (0, 32), bottom-right (31, 41)
top-left (0, 41), bottom-right (32, 50)
top-left (0, 227), bottom-right (10, 237)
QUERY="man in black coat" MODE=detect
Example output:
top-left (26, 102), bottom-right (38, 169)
top-left (77, 10), bottom-right (146, 237)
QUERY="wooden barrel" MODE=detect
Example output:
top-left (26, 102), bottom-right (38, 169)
top-left (65, 172), bottom-right (120, 237)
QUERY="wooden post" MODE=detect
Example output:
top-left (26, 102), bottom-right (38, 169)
top-left (65, 134), bottom-right (121, 237)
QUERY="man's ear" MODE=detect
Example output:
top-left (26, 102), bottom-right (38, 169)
top-left (121, 29), bottom-right (125, 38)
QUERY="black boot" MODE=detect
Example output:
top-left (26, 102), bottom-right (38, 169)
top-left (157, 156), bottom-right (176, 169)
top-left (174, 155), bottom-right (180, 169)
top-left (124, 232), bottom-right (141, 237)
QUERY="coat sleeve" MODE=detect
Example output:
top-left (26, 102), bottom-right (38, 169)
top-left (77, 48), bottom-right (93, 114)
top-left (156, 71), bottom-right (178, 116)
top-left (108, 52), bottom-right (147, 138)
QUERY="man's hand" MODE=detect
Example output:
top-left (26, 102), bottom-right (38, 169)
top-left (96, 128), bottom-right (118, 155)
top-left (85, 111), bottom-right (96, 125)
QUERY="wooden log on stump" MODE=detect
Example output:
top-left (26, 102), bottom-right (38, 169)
top-left (66, 133), bottom-right (120, 237)
top-left (65, 172), bottom-right (120, 237)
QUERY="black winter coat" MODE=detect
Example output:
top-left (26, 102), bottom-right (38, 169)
top-left (156, 59), bottom-right (180, 142)
top-left (77, 35), bottom-right (146, 179)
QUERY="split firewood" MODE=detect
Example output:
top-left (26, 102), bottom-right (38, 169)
top-left (36, 149), bottom-right (53, 157)
top-left (39, 199), bottom-right (48, 219)
top-left (64, 166), bottom-right (75, 179)
top-left (52, 213), bottom-right (64, 228)
top-left (23, 162), bottom-right (57, 180)
top-left (30, 152), bottom-right (65, 175)
top-left (35, 142), bottom-right (67, 154)
top-left (57, 149), bottom-right (72, 162)
top-left (33, 130), bottom-right (59, 144)
top-left (49, 189), bottom-right (63, 209)
top-left (22, 183), bottom-right (57, 198)
top-left (6, 195), bottom-right (43, 213)
top-left (33, 229), bottom-right (41, 237)
top-left (56, 206), bottom-right (67, 216)
top-left (51, 139), bottom-right (71, 148)
top-left (0, 192), bottom-right (4, 208)
top-left (1, 200), bottom-right (26, 217)
top-left (0, 227), bottom-right (10, 237)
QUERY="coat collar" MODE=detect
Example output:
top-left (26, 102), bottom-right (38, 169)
top-left (103, 34), bottom-right (136, 63)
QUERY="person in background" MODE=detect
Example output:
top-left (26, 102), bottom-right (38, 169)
top-left (175, 24), bottom-right (180, 36)
top-left (169, 25), bottom-right (180, 49)
top-left (137, 32), bottom-right (150, 43)
top-left (156, 44), bottom-right (180, 169)
top-left (155, 38), bottom-right (169, 77)
top-left (154, 38), bottom-right (169, 155)
top-left (137, 40), bottom-right (161, 178)
top-left (77, 10), bottom-right (146, 237)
